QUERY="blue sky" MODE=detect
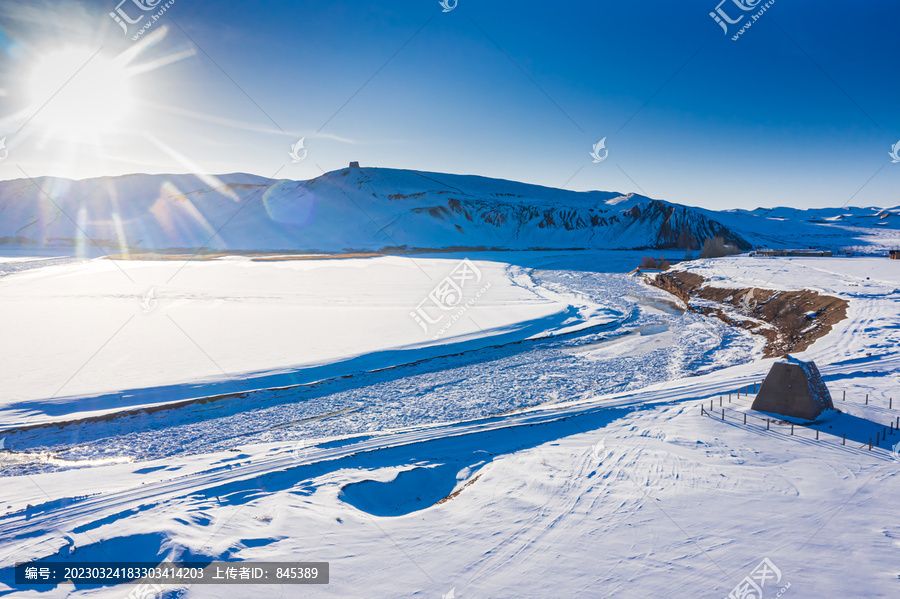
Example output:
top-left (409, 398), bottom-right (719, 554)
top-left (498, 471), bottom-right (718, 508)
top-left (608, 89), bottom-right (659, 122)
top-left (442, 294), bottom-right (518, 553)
top-left (0, 0), bottom-right (897, 210)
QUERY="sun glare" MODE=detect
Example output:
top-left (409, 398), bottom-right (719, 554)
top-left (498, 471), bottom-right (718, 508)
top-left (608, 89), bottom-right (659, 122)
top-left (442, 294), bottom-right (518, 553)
top-left (26, 48), bottom-right (134, 137)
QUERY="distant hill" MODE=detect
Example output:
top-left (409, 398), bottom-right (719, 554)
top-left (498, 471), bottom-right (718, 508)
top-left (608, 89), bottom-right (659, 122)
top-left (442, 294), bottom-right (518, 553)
top-left (0, 166), bottom-right (897, 253)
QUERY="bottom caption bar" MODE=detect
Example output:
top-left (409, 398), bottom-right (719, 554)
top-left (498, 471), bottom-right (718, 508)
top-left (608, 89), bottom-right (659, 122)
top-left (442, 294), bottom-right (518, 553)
top-left (15, 562), bottom-right (329, 585)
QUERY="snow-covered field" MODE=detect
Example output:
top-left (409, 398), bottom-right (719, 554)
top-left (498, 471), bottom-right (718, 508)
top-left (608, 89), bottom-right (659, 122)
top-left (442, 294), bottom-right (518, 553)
top-left (0, 255), bottom-right (610, 425)
top-left (1, 253), bottom-right (898, 598)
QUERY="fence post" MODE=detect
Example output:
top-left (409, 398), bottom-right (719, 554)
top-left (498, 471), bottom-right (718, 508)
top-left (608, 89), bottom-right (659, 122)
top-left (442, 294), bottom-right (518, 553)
top-left (744, 413), bottom-right (747, 425)
top-left (842, 434), bottom-right (845, 446)
top-left (869, 439), bottom-right (873, 450)
top-left (816, 428), bottom-right (819, 440)
top-left (721, 409), bottom-right (725, 421)
top-left (766, 419), bottom-right (770, 431)
top-left (791, 423), bottom-right (794, 436)
top-left (843, 390), bottom-right (846, 401)
top-left (866, 394), bottom-right (868, 405)
top-left (710, 400), bottom-right (713, 411)
top-left (891, 398), bottom-right (893, 410)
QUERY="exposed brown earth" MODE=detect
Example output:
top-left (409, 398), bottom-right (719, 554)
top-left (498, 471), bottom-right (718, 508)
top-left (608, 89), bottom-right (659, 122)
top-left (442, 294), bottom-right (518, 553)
top-left (104, 251), bottom-right (386, 261)
top-left (648, 270), bottom-right (848, 358)
top-left (436, 474), bottom-right (483, 506)
top-left (103, 246), bottom-right (594, 261)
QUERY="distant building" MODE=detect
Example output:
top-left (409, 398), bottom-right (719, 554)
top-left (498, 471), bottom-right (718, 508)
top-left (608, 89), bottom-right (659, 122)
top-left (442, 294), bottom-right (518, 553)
top-left (752, 249), bottom-right (833, 257)
top-left (890, 250), bottom-right (900, 260)
top-left (349, 161), bottom-right (360, 168)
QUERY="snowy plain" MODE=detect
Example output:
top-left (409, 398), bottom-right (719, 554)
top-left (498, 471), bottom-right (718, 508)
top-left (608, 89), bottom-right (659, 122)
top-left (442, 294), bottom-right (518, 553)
top-left (0, 255), bottom-right (604, 425)
top-left (0, 253), bottom-right (898, 598)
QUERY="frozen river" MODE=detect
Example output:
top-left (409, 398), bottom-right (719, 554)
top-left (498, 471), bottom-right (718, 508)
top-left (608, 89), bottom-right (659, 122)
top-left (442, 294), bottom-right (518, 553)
top-left (0, 252), bottom-right (759, 473)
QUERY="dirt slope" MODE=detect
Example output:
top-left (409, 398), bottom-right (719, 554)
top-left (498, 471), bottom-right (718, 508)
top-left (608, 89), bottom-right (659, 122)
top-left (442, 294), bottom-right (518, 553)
top-left (649, 270), bottom-right (848, 358)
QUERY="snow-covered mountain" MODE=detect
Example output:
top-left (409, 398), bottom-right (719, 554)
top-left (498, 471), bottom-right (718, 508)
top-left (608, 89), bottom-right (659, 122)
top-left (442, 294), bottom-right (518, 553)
top-left (0, 166), bottom-right (896, 253)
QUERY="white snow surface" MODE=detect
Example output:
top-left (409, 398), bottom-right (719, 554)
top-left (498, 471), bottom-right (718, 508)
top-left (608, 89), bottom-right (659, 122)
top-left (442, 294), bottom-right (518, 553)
top-left (0, 255), bottom-right (620, 426)
top-left (0, 254), bottom-right (899, 598)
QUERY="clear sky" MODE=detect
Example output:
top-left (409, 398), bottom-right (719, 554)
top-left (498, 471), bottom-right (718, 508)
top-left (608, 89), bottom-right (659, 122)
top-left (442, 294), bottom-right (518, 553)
top-left (0, 0), bottom-right (897, 210)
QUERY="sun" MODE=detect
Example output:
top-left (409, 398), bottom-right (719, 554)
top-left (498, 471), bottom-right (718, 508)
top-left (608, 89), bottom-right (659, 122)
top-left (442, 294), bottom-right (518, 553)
top-left (26, 47), bottom-right (135, 137)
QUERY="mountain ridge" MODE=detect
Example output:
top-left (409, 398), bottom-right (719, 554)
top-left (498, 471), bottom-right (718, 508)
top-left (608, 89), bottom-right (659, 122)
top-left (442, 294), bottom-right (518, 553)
top-left (0, 166), bottom-right (896, 253)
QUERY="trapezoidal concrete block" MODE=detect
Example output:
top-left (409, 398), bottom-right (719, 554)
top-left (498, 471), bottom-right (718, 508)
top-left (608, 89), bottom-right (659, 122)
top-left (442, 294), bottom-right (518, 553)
top-left (751, 357), bottom-right (834, 421)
